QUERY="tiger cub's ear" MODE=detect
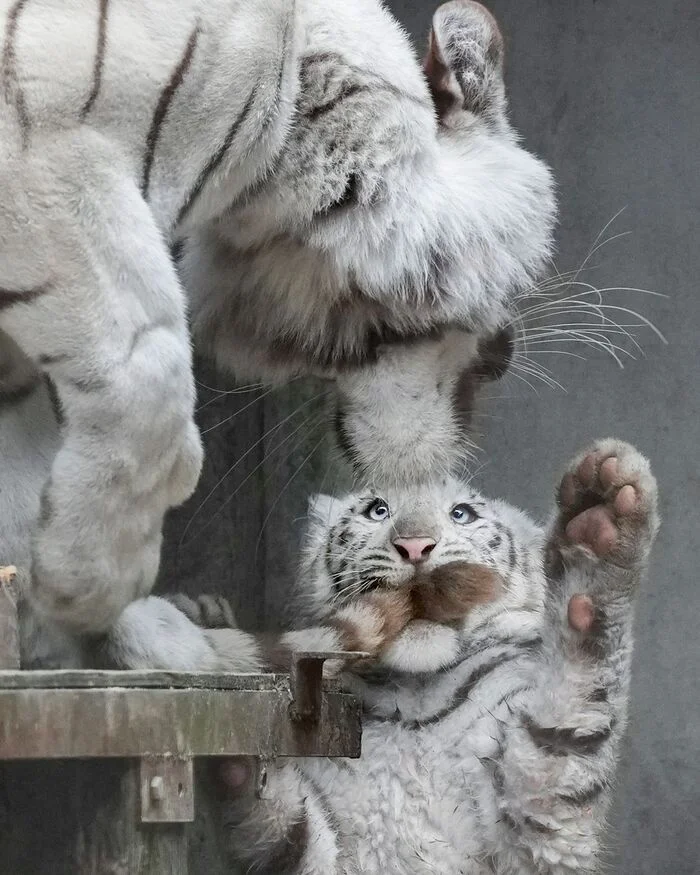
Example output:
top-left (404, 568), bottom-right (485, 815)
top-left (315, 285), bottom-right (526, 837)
top-left (423, 1), bottom-right (505, 123)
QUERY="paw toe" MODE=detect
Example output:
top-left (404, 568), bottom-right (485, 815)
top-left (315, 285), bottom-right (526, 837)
top-left (576, 453), bottom-right (598, 487)
top-left (559, 472), bottom-right (577, 508)
top-left (614, 484), bottom-right (638, 516)
top-left (599, 455), bottom-right (619, 489)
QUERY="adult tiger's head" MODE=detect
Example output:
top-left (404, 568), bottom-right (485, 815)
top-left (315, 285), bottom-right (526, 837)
top-left (183, 0), bottom-right (556, 483)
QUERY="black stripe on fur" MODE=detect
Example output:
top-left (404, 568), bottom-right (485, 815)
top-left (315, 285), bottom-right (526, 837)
top-left (141, 25), bottom-right (199, 196)
top-left (524, 718), bottom-right (614, 757)
top-left (80, 0), bottom-right (109, 119)
top-left (176, 87), bottom-right (258, 227)
top-left (2, 0), bottom-right (31, 145)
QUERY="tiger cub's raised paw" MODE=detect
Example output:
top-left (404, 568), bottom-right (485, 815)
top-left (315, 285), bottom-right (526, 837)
top-left (556, 439), bottom-right (659, 569)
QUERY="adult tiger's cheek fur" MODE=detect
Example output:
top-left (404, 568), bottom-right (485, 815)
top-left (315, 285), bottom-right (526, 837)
top-left (184, 0), bottom-right (555, 482)
top-left (333, 326), bottom-right (514, 482)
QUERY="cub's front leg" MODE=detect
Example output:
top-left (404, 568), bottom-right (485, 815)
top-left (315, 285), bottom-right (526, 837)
top-left (495, 440), bottom-right (659, 874)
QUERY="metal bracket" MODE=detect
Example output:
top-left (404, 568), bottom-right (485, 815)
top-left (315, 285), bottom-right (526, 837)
top-left (289, 650), bottom-right (369, 723)
top-left (140, 755), bottom-right (194, 823)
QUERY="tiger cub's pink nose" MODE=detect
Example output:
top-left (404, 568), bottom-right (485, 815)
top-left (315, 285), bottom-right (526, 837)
top-left (393, 537), bottom-right (437, 564)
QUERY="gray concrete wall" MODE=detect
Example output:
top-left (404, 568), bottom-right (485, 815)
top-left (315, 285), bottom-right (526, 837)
top-left (389, 1), bottom-right (700, 872)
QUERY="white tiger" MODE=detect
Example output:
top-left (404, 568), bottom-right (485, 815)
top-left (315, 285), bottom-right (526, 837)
top-left (75, 438), bottom-right (659, 874)
top-left (0, 0), bottom-right (555, 647)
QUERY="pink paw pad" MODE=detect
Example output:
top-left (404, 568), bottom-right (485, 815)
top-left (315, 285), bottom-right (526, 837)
top-left (565, 506), bottom-right (618, 556)
top-left (568, 594), bottom-right (596, 634)
top-left (598, 455), bottom-right (619, 488)
top-left (576, 453), bottom-right (598, 487)
top-left (614, 484), bottom-right (638, 515)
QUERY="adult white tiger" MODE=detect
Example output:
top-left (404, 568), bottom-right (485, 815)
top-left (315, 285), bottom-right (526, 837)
top-left (0, 0), bottom-right (555, 642)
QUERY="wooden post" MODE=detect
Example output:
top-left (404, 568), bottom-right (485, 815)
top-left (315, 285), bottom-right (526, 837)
top-left (0, 566), bottom-right (20, 669)
top-left (74, 759), bottom-right (189, 875)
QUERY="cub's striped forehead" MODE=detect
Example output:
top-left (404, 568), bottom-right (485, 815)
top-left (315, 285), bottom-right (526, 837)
top-left (331, 480), bottom-right (488, 520)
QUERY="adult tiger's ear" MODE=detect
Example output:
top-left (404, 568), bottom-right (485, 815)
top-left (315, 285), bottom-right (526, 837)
top-left (423, 1), bottom-right (505, 123)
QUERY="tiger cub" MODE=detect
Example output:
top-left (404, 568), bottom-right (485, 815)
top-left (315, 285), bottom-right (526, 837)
top-left (171, 438), bottom-right (656, 875)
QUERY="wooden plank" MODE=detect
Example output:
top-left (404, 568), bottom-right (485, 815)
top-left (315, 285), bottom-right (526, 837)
top-left (140, 756), bottom-right (195, 824)
top-left (0, 687), bottom-right (362, 759)
top-left (0, 668), bottom-right (324, 691)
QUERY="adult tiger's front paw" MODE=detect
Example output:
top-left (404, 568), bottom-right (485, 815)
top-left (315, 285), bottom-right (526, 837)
top-left (30, 494), bottom-right (162, 634)
top-left (556, 438), bottom-right (659, 569)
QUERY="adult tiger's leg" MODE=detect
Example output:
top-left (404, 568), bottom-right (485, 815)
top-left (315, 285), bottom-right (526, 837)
top-left (0, 129), bottom-right (203, 633)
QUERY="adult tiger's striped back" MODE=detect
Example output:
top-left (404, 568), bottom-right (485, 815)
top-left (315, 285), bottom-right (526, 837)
top-left (0, 0), bottom-right (555, 641)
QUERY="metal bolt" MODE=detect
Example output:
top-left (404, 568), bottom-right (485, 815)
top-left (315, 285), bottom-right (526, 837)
top-left (149, 776), bottom-right (165, 802)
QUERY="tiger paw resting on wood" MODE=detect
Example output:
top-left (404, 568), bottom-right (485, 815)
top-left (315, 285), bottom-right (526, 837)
top-left (0, 0), bottom-right (554, 638)
top-left (163, 438), bottom-right (653, 875)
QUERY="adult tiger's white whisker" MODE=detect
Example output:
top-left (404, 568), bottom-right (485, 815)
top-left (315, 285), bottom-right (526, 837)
top-left (180, 391), bottom-right (328, 545)
top-left (507, 369), bottom-right (542, 396)
top-left (518, 320), bottom-right (642, 356)
top-left (195, 378), bottom-right (264, 395)
top-left (521, 333), bottom-right (638, 355)
top-left (518, 323), bottom-right (640, 336)
top-left (517, 332), bottom-right (630, 369)
top-left (181, 408), bottom-right (325, 547)
top-left (515, 349), bottom-right (586, 361)
top-left (200, 383), bottom-right (279, 435)
top-left (254, 434), bottom-right (326, 557)
top-left (570, 208), bottom-right (629, 287)
top-left (519, 329), bottom-right (640, 357)
top-left (201, 408), bottom-right (325, 543)
top-left (510, 355), bottom-right (566, 391)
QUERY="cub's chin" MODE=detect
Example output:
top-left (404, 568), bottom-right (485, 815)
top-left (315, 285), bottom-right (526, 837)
top-left (378, 620), bottom-right (464, 674)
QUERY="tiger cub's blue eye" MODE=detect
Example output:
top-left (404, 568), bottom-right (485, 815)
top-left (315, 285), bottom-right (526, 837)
top-left (450, 503), bottom-right (478, 525)
top-left (365, 499), bottom-right (390, 521)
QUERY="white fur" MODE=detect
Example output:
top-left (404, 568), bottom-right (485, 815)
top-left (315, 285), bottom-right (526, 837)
top-left (7, 439), bottom-right (656, 872)
top-left (0, 0), bottom-right (554, 638)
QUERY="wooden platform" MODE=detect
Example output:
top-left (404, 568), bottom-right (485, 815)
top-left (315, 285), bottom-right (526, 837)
top-left (0, 573), bottom-right (364, 873)
top-left (0, 668), bottom-right (361, 760)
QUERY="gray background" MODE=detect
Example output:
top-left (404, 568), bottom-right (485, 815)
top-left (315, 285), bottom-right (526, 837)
top-left (168, 1), bottom-right (700, 872)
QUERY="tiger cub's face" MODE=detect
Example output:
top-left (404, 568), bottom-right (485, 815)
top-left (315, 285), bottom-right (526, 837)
top-left (301, 478), bottom-right (546, 637)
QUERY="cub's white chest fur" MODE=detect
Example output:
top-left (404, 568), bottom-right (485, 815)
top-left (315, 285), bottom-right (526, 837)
top-left (305, 717), bottom-right (502, 874)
